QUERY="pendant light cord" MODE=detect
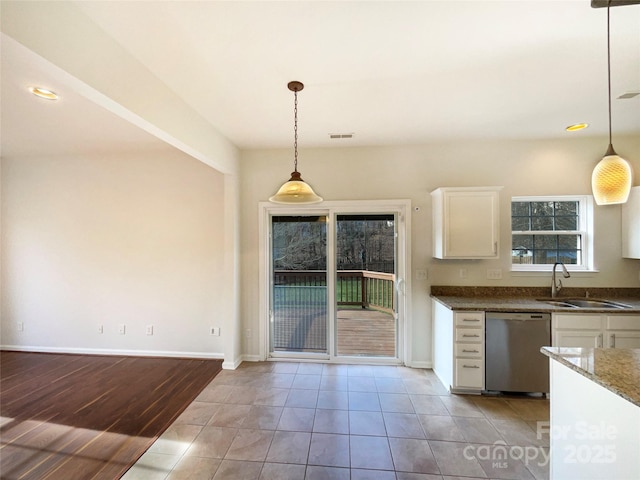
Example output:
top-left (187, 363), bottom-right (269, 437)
top-left (293, 89), bottom-right (299, 173)
top-left (607, 0), bottom-right (612, 147)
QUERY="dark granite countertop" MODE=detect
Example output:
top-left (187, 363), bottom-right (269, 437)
top-left (430, 286), bottom-right (640, 313)
top-left (541, 347), bottom-right (640, 408)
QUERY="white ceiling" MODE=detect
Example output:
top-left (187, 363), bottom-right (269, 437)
top-left (2, 1), bottom-right (640, 157)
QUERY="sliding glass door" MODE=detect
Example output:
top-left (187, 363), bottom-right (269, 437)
top-left (335, 214), bottom-right (397, 358)
top-left (264, 202), bottom-right (408, 364)
top-left (270, 216), bottom-right (328, 356)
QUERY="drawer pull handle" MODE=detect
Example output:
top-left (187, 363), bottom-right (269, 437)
top-left (462, 334), bottom-right (480, 338)
top-left (462, 349), bottom-right (479, 353)
top-left (462, 319), bottom-right (480, 322)
top-left (463, 364), bottom-right (480, 369)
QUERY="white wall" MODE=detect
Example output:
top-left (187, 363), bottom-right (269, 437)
top-left (1, 149), bottom-right (230, 358)
top-left (240, 134), bottom-right (640, 366)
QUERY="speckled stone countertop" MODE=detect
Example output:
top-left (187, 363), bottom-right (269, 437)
top-left (541, 347), bottom-right (640, 408)
top-left (430, 286), bottom-right (640, 313)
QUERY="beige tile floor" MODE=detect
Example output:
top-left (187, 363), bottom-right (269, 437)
top-left (122, 363), bottom-right (550, 480)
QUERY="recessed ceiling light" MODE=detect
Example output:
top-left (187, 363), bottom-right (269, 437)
top-left (565, 123), bottom-right (589, 132)
top-left (30, 87), bottom-right (58, 100)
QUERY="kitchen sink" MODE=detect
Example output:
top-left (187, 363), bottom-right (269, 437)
top-left (539, 298), bottom-right (632, 309)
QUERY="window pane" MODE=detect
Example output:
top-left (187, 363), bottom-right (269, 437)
top-left (531, 202), bottom-right (554, 216)
top-left (533, 250), bottom-right (557, 264)
top-left (555, 216), bottom-right (577, 230)
top-left (512, 217), bottom-right (530, 231)
top-left (558, 235), bottom-right (580, 249)
top-left (558, 250), bottom-right (578, 265)
top-left (512, 202), bottom-right (530, 216)
top-left (534, 235), bottom-right (558, 249)
top-left (555, 201), bottom-right (578, 215)
top-left (512, 235), bottom-right (533, 250)
top-left (512, 235), bottom-right (533, 264)
top-left (531, 216), bottom-right (554, 230)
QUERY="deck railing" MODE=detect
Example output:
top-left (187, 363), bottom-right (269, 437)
top-left (273, 270), bottom-right (395, 313)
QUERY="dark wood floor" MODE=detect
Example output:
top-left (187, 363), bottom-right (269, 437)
top-left (0, 351), bottom-right (222, 480)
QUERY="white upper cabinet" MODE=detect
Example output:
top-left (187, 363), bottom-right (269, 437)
top-left (431, 187), bottom-right (502, 259)
top-left (622, 186), bottom-right (640, 259)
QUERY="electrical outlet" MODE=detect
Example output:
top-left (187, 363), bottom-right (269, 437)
top-left (118, 324), bottom-right (126, 335)
top-left (459, 268), bottom-right (468, 279)
top-left (487, 268), bottom-right (503, 280)
top-left (416, 269), bottom-right (428, 280)
top-left (210, 327), bottom-right (220, 336)
top-left (17, 321), bottom-right (24, 332)
top-left (245, 328), bottom-right (252, 339)
top-left (98, 325), bottom-right (104, 334)
top-left (146, 325), bottom-right (154, 335)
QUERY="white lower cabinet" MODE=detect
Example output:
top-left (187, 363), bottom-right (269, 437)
top-left (433, 301), bottom-right (484, 393)
top-left (553, 313), bottom-right (640, 349)
top-left (606, 315), bottom-right (640, 348)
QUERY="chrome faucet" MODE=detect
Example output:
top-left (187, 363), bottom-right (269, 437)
top-left (551, 262), bottom-right (570, 298)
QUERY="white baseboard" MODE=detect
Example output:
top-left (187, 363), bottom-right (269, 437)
top-left (222, 358), bottom-right (242, 370)
top-left (221, 354), bottom-right (263, 370)
top-left (0, 344), bottom-right (225, 360)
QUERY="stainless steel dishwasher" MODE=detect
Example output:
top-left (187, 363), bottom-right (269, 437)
top-left (485, 312), bottom-right (551, 394)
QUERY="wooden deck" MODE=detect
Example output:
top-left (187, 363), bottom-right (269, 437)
top-left (337, 308), bottom-right (396, 357)
top-left (273, 307), bottom-right (396, 357)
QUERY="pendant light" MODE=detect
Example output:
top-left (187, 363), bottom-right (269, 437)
top-left (269, 81), bottom-right (323, 204)
top-left (591, 1), bottom-right (633, 205)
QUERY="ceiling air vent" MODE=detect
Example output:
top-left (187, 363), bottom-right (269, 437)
top-left (329, 133), bottom-right (354, 139)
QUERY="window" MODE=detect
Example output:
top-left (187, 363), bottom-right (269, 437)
top-left (511, 196), bottom-right (593, 271)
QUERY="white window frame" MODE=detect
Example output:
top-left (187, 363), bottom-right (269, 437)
top-left (511, 195), bottom-right (594, 272)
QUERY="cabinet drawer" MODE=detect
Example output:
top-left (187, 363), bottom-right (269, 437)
top-left (455, 359), bottom-right (483, 388)
top-left (606, 315), bottom-right (640, 330)
top-left (455, 312), bottom-right (484, 327)
top-left (455, 328), bottom-right (483, 343)
top-left (455, 343), bottom-right (483, 358)
top-left (554, 314), bottom-right (602, 330)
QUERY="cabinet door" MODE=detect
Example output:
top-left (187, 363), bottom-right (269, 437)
top-left (607, 331), bottom-right (640, 348)
top-left (444, 191), bottom-right (499, 258)
top-left (432, 187), bottom-right (501, 259)
top-left (554, 330), bottom-right (602, 348)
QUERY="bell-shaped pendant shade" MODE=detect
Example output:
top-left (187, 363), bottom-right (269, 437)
top-left (269, 171), bottom-right (323, 204)
top-left (591, 145), bottom-right (633, 205)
